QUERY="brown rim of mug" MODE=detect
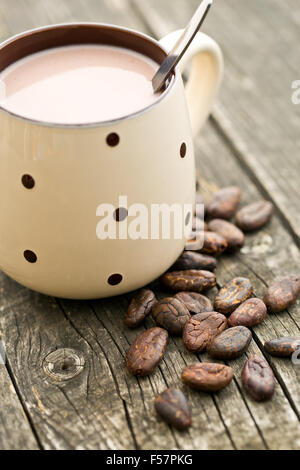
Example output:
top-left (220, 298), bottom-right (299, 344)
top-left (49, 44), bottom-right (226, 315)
top-left (0, 22), bottom-right (178, 129)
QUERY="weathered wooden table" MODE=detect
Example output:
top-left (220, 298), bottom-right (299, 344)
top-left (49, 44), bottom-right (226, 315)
top-left (0, 0), bottom-right (299, 450)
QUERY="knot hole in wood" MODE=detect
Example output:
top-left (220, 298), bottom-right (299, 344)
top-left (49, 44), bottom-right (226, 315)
top-left (43, 348), bottom-right (85, 381)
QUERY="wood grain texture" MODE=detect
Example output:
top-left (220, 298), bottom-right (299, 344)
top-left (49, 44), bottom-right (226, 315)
top-left (0, 4), bottom-right (38, 451)
top-left (192, 126), bottom-right (300, 450)
top-left (130, 0), bottom-right (300, 448)
top-left (0, 285), bottom-right (137, 450)
top-left (0, 365), bottom-right (39, 449)
top-left (132, 0), bottom-right (300, 245)
top-left (0, 0), bottom-right (299, 450)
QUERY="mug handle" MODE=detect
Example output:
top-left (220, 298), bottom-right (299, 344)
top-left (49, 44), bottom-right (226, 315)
top-left (159, 31), bottom-right (224, 136)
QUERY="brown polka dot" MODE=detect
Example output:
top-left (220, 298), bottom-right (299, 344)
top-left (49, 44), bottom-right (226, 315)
top-left (24, 250), bottom-right (37, 263)
top-left (22, 174), bottom-right (35, 189)
top-left (180, 143), bottom-right (187, 158)
top-left (114, 207), bottom-right (128, 222)
top-left (108, 274), bottom-right (123, 286)
top-left (185, 212), bottom-right (191, 226)
top-left (106, 133), bottom-right (120, 147)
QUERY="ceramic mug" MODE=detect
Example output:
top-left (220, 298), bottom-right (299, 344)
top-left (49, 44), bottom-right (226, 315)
top-left (0, 23), bottom-right (223, 299)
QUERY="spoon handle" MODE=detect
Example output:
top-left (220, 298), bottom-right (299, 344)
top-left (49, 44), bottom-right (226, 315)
top-left (152, 0), bottom-right (213, 93)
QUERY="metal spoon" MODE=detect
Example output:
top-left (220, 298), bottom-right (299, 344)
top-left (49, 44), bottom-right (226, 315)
top-left (152, 0), bottom-right (213, 93)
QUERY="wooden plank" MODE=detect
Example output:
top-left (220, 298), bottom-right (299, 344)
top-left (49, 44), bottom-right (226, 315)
top-left (194, 125), bottom-right (300, 450)
top-left (0, 6), bottom-right (39, 451)
top-left (68, 296), bottom-right (235, 450)
top-left (128, 0), bottom-right (300, 448)
top-left (0, 0), bottom-right (264, 450)
top-left (0, 282), bottom-right (137, 450)
top-left (38, 0), bottom-right (263, 448)
top-left (1, 117), bottom-right (299, 449)
top-left (0, 0), bottom-right (175, 451)
top-left (130, 0), bottom-right (300, 398)
top-left (93, 295), bottom-right (237, 450)
top-left (0, 364), bottom-right (39, 449)
top-left (61, 0), bottom-right (271, 450)
top-left (0, 0), bottom-right (40, 33)
top-left (131, 0), bottom-right (300, 246)
top-left (44, 0), bottom-right (145, 30)
top-left (0, 272), bottom-right (235, 450)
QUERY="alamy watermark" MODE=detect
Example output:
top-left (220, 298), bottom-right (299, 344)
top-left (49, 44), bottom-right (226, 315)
top-left (292, 348), bottom-right (300, 365)
top-left (0, 341), bottom-right (6, 365)
top-left (96, 196), bottom-right (204, 247)
top-left (291, 80), bottom-right (300, 104)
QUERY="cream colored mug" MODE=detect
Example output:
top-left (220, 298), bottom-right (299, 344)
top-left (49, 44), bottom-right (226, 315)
top-left (0, 23), bottom-right (223, 299)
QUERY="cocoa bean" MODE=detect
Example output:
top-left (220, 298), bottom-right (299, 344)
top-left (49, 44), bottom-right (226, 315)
top-left (175, 292), bottom-right (213, 315)
top-left (207, 186), bottom-right (241, 220)
top-left (242, 355), bottom-right (275, 401)
top-left (124, 289), bottom-right (157, 328)
top-left (182, 363), bottom-right (234, 392)
top-left (264, 337), bottom-right (300, 358)
top-left (263, 275), bottom-right (300, 313)
top-left (228, 298), bottom-right (267, 328)
top-left (183, 312), bottom-right (227, 353)
top-left (214, 277), bottom-right (254, 315)
top-left (161, 270), bottom-right (216, 293)
top-left (173, 251), bottom-right (217, 272)
top-left (208, 219), bottom-right (245, 251)
top-left (126, 327), bottom-right (168, 376)
top-left (207, 326), bottom-right (252, 360)
top-left (200, 231), bottom-right (228, 256)
top-left (152, 298), bottom-right (190, 335)
top-left (236, 201), bottom-right (273, 232)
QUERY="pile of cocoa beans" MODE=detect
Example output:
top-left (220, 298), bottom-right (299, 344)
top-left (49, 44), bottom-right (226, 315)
top-left (124, 187), bottom-right (300, 430)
